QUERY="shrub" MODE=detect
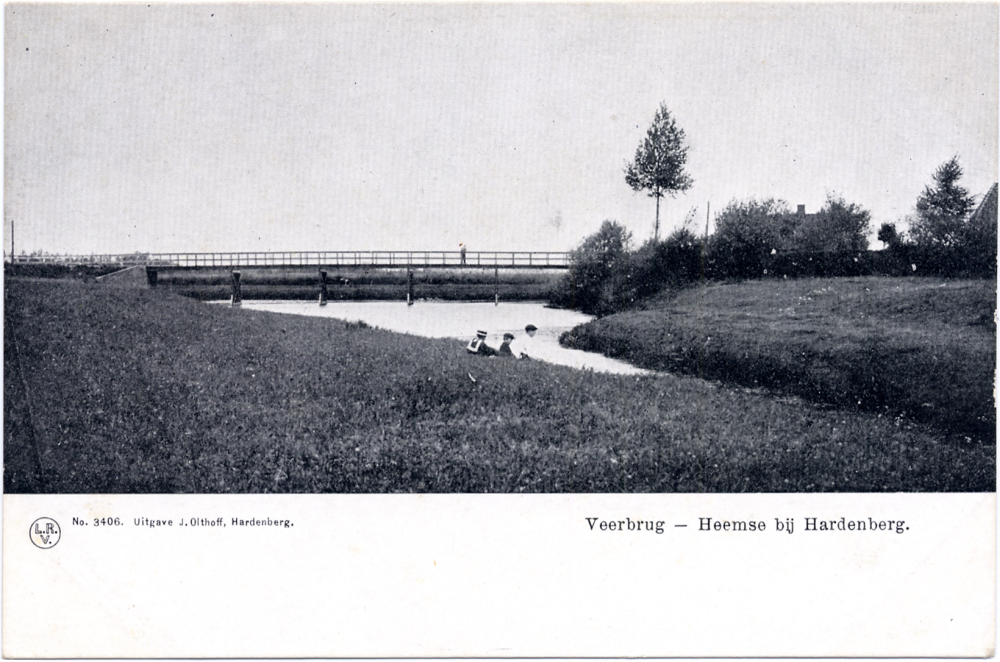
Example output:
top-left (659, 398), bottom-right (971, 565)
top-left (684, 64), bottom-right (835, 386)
top-left (792, 194), bottom-right (871, 253)
top-left (552, 220), bottom-right (633, 315)
top-left (553, 223), bottom-right (703, 316)
top-left (705, 198), bottom-right (791, 279)
top-left (628, 228), bottom-right (703, 300)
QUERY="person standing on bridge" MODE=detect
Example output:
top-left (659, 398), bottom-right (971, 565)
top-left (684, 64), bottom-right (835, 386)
top-left (459, 243), bottom-right (467, 265)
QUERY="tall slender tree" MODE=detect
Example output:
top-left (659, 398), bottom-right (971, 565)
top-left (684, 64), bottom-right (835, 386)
top-left (910, 156), bottom-right (976, 247)
top-left (625, 103), bottom-right (693, 240)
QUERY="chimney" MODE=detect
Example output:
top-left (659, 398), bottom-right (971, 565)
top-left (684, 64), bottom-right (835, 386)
top-left (797, 204), bottom-right (806, 215)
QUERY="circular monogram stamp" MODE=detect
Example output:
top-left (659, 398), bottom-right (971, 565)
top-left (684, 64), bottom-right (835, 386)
top-left (29, 518), bottom-right (61, 549)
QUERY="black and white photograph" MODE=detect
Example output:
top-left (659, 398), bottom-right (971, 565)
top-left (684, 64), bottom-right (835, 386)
top-left (3, 2), bottom-right (996, 657)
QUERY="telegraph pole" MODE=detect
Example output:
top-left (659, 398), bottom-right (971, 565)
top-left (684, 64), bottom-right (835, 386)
top-left (701, 202), bottom-right (710, 284)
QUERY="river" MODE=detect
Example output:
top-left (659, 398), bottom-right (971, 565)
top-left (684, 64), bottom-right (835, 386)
top-left (220, 300), bottom-right (648, 375)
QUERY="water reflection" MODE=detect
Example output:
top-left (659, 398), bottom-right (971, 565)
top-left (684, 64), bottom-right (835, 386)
top-left (217, 300), bottom-right (649, 375)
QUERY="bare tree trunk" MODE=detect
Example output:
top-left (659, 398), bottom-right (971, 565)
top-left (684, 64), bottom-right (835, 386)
top-left (654, 194), bottom-right (661, 241)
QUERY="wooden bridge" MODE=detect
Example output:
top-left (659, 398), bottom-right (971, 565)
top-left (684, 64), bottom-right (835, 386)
top-left (10, 250), bottom-right (571, 269)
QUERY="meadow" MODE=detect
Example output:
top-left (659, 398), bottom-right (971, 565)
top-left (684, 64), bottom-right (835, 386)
top-left (561, 276), bottom-right (996, 441)
top-left (4, 277), bottom-right (994, 493)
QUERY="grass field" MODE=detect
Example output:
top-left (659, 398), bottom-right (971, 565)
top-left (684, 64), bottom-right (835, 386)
top-left (561, 277), bottom-right (996, 441)
top-left (4, 277), bottom-right (994, 493)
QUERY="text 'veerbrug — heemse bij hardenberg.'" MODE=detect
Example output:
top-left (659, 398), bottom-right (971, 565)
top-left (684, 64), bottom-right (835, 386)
top-left (586, 517), bottom-right (908, 534)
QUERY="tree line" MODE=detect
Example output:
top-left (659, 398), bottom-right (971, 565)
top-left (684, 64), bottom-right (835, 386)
top-left (553, 104), bottom-right (996, 316)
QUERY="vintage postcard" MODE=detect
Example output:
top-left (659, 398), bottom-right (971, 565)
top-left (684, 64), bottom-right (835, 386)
top-left (3, 3), bottom-right (996, 657)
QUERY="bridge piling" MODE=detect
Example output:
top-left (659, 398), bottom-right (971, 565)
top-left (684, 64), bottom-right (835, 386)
top-left (231, 271), bottom-right (242, 307)
top-left (319, 269), bottom-right (328, 306)
top-left (407, 269), bottom-right (414, 306)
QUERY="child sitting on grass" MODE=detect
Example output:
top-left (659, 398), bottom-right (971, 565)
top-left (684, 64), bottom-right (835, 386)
top-left (466, 330), bottom-right (498, 356)
top-left (497, 333), bottom-right (516, 357)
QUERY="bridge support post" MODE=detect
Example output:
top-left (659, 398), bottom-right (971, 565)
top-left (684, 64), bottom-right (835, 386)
top-left (145, 267), bottom-right (158, 288)
top-left (231, 271), bottom-right (242, 307)
top-left (407, 269), bottom-right (414, 306)
top-left (494, 266), bottom-right (499, 306)
top-left (319, 269), bottom-right (328, 306)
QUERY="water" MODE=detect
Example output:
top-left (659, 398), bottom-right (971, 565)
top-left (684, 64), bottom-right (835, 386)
top-left (217, 300), bottom-right (649, 375)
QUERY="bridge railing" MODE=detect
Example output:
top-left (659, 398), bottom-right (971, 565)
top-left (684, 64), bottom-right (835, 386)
top-left (11, 251), bottom-right (571, 268)
top-left (11, 253), bottom-right (151, 266)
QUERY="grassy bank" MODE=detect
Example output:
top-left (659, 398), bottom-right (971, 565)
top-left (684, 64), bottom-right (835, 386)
top-left (561, 277), bottom-right (996, 441)
top-left (5, 263), bottom-right (128, 280)
top-left (4, 277), bottom-right (993, 493)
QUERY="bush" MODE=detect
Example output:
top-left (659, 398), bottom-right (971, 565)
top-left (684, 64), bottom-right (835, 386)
top-left (553, 223), bottom-right (703, 316)
top-left (792, 194), bottom-right (871, 253)
top-left (704, 198), bottom-right (791, 279)
top-left (551, 220), bottom-right (633, 316)
top-left (629, 228), bottom-right (703, 300)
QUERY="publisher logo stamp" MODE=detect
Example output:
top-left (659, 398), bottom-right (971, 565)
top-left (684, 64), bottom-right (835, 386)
top-left (29, 518), bottom-right (61, 549)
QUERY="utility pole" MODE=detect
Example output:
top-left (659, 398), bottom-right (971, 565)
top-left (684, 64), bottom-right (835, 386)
top-left (700, 202), bottom-right (711, 284)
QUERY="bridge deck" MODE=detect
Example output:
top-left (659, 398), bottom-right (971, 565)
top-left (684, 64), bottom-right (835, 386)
top-left (11, 251), bottom-right (570, 269)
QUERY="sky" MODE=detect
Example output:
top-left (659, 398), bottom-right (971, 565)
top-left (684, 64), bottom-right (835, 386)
top-left (4, 2), bottom-right (998, 255)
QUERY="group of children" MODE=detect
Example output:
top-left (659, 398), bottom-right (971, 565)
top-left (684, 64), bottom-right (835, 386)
top-left (466, 324), bottom-right (537, 359)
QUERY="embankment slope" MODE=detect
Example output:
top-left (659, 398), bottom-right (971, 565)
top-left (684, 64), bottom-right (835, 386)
top-left (561, 276), bottom-right (996, 441)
